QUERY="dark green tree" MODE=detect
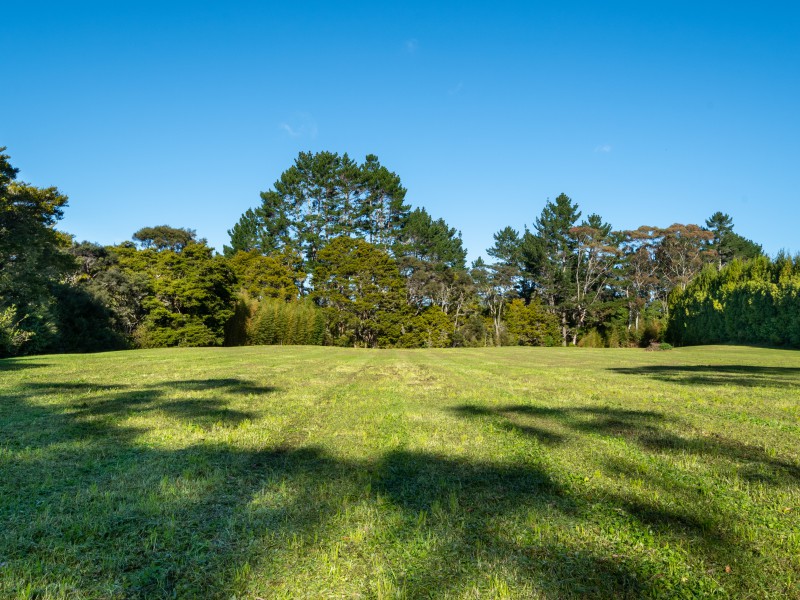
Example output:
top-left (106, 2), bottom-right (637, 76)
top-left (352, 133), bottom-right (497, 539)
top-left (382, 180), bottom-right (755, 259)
top-left (531, 193), bottom-right (582, 345)
top-left (568, 214), bottom-right (619, 345)
top-left (0, 148), bottom-right (73, 354)
top-left (704, 211), bottom-right (762, 267)
top-left (224, 192), bottom-right (291, 256)
top-left (228, 152), bottom-right (409, 275)
top-left (132, 225), bottom-right (198, 252)
top-left (394, 207), bottom-right (469, 323)
top-left (115, 240), bottom-right (237, 347)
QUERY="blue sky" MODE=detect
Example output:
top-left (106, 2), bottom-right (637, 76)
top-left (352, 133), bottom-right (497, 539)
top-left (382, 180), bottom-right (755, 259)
top-left (3, 1), bottom-right (799, 260)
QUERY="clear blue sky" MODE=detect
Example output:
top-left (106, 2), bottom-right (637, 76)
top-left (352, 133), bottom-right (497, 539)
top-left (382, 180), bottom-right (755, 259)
top-left (3, 1), bottom-right (799, 260)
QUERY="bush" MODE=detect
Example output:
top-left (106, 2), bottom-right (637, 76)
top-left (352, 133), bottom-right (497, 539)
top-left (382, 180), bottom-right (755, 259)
top-left (248, 298), bottom-right (324, 346)
top-left (577, 329), bottom-right (604, 348)
top-left (0, 306), bottom-right (33, 357)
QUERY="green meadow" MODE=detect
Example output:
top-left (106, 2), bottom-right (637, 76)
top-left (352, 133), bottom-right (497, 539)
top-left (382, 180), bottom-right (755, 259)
top-left (1, 346), bottom-right (798, 599)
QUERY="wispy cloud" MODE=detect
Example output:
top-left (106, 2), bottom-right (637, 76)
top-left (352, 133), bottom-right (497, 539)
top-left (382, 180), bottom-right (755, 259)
top-left (594, 144), bottom-right (612, 153)
top-left (404, 38), bottom-right (419, 53)
top-left (448, 81), bottom-right (464, 96)
top-left (279, 113), bottom-right (318, 139)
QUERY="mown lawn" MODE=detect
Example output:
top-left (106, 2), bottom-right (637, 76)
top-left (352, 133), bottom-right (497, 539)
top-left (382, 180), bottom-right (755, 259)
top-left (1, 345), bottom-right (798, 599)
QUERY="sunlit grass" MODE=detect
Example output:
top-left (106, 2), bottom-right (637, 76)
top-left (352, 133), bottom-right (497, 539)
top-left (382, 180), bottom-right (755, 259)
top-left (1, 345), bottom-right (798, 598)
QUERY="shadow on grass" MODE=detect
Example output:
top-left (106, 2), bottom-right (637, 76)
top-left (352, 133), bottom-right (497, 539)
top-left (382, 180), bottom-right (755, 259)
top-left (14, 378), bottom-right (271, 431)
top-left (609, 364), bottom-right (800, 388)
top-left (2, 378), bottom-right (689, 599)
top-left (0, 358), bottom-right (49, 371)
top-left (2, 376), bottom-right (795, 598)
top-left (450, 402), bottom-right (795, 593)
top-left (453, 402), bottom-right (800, 486)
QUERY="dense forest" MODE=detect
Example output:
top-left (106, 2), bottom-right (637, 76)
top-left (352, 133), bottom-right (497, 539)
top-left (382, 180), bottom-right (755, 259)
top-left (3, 146), bottom-right (793, 357)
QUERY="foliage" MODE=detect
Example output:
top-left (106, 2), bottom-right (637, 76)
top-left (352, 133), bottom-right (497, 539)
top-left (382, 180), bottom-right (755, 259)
top-left (505, 298), bottom-right (560, 346)
top-left (0, 306), bottom-right (33, 357)
top-left (248, 298), bottom-right (325, 346)
top-left (0, 148), bottom-right (73, 354)
top-left (49, 283), bottom-right (129, 352)
top-left (667, 255), bottom-right (800, 347)
top-left (226, 249), bottom-right (302, 301)
top-left (397, 305), bottom-right (453, 348)
top-left (705, 211), bottom-right (762, 267)
top-left (227, 152), bottom-right (409, 274)
top-left (2, 146), bottom-right (781, 353)
top-left (115, 241), bottom-right (237, 347)
top-left (312, 237), bottom-right (407, 347)
top-left (132, 225), bottom-right (198, 252)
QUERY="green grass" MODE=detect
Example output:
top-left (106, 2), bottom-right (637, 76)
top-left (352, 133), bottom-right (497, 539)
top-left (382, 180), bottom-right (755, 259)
top-left (1, 345), bottom-right (799, 599)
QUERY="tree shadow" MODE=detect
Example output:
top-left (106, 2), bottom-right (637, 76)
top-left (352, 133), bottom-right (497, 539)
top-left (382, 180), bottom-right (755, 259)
top-left (609, 364), bottom-right (800, 388)
top-left (13, 378), bottom-right (271, 430)
top-left (450, 402), bottom-right (795, 593)
top-left (0, 358), bottom-right (49, 371)
top-left (452, 404), bottom-right (568, 445)
top-left (2, 382), bottom-right (796, 597)
top-left (453, 402), bottom-right (799, 488)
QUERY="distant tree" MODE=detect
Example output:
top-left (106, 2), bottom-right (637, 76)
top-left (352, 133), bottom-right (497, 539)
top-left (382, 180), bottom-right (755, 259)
top-left (357, 154), bottom-right (410, 247)
top-left (397, 306), bottom-right (454, 348)
top-left (115, 241), bottom-right (237, 347)
top-left (668, 254), bottom-right (800, 347)
top-left (655, 224), bottom-right (715, 297)
top-left (704, 211), bottom-right (762, 267)
top-left (226, 249), bottom-right (303, 301)
top-left (617, 227), bottom-right (661, 333)
top-left (228, 152), bottom-right (409, 274)
top-left (471, 257), bottom-right (517, 345)
top-left (224, 192), bottom-right (291, 256)
top-left (394, 207), bottom-right (469, 320)
top-left (132, 225), bottom-right (197, 252)
top-left (394, 207), bottom-right (467, 270)
top-left (530, 193), bottom-right (582, 345)
top-left (505, 298), bottom-right (560, 346)
top-left (311, 237), bottom-right (407, 347)
top-left (67, 241), bottom-right (149, 338)
top-left (720, 232), bottom-right (762, 263)
top-left (567, 214), bottom-right (619, 344)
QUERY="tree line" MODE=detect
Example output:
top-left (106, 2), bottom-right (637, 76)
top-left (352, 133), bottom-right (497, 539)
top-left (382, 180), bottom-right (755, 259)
top-left (2, 147), bottom-right (785, 357)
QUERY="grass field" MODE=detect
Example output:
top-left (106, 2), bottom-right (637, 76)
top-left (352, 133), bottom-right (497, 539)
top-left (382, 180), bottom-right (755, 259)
top-left (1, 345), bottom-right (799, 599)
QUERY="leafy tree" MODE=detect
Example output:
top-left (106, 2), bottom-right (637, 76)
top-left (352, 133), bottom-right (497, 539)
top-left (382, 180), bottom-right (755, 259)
top-left (0, 306), bottom-right (32, 356)
top-left (704, 211), bottom-right (762, 267)
top-left (50, 283), bottom-right (128, 352)
top-left (312, 237), bottom-right (407, 347)
top-left (394, 207), bottom-right (469, 321)
top-left (720, 232), bottom-right (763, 264)
top-left (505, 298), bottom-right (560, 346)
top-left (471, 257), bottom-right (517, 345)
top-left (225, 193), bottom-right (292, 256)
top-left (568, 214), bottom-right (619, 344)
top-left (654, 224), bottom-right (715, 297)
top-left (0, 147), bottom-right (73, 354)
top-left (617, 227), bottom-right (661, 335)
top-left (229, 152), bottom-right (409, 274)
top-left (668, 254), bottom-right (800, 347)
top-left (530, 193), bottom-right (582, 345)
top-left (397, 306), bottom-right (453, 348)
top-left (226, 250), bottom-right (302, 301)
top-left (395, 207), bottom-right (467, 270)
top-left (115, 241), bottom-right (237, 347)
top-left (132, 225), bottom-right (198, 252)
